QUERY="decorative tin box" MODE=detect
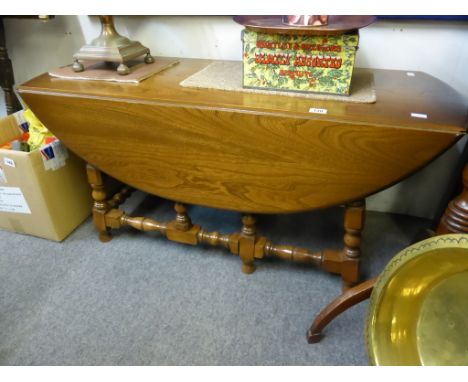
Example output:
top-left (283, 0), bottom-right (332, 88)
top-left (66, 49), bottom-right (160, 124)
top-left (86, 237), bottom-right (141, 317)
top-left (242, 29), bottom-right (359, 95)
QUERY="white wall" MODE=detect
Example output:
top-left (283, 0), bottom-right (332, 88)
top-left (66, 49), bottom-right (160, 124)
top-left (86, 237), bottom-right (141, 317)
top-left (3, 15), bottom-right (468, 219)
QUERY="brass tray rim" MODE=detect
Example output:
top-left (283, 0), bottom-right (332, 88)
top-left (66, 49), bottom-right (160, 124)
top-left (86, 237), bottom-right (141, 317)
top-left (365, 233), bottom-right (468, 365)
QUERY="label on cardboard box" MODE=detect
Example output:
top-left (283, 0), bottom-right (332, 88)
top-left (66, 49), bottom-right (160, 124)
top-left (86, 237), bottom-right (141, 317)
top-left (4, 157), bottom-right (15, 168)
top-left (0, 186), bottom-right (32, 214)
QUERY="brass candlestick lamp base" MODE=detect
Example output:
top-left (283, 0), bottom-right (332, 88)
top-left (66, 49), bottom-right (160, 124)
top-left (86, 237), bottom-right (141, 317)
top-left (72, 15), bottom-right (154, 75)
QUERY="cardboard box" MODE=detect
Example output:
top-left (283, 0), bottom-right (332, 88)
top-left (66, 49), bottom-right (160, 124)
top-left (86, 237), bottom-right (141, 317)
top-left (0, 113), bottom-right (92, 241)
top-left (242, 29), bottom-right (359, 95)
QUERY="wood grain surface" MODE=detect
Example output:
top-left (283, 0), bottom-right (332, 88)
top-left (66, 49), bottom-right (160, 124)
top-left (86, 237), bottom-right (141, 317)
top-left (18, 58), bottom-right (466, 213)
top-left (19, 58), bottom-right (467, 133)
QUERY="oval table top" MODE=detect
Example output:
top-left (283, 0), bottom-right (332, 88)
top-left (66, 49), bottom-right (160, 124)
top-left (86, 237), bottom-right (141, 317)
top-left (17, 58), bottom-right (468, 213)
top-left (19, 57), bottom-right (467, 134)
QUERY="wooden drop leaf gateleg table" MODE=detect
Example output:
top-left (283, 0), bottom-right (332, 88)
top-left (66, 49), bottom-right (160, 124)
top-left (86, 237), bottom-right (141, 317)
top-left (17, 57), bottom-right (466, 328)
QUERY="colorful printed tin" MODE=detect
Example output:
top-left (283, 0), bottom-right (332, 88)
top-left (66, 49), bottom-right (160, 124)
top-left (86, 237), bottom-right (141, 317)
top-left (242, 29), bottom-right (359, 95)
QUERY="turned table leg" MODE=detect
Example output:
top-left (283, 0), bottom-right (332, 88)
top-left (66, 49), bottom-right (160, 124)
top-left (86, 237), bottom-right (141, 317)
top-left (437, 164), bottom-right (468, 234)
top-left (86, 164), bottom-right (112, 242)
top-left (342, 200), bottom-right (366, 291)
top-left (307, 277), bottom-right (377, 343)
top-left (239, 215), bottom-right (256, 274)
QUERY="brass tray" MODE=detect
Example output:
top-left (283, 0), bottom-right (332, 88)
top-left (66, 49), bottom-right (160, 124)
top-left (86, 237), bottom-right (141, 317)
top-left (233, 15), bottom-right (376, 35)
top-left (366, 234), bottom-right (468, 365)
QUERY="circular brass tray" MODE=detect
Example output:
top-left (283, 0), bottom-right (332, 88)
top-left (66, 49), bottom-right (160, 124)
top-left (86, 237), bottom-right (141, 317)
top-left (233, 15), bottom-right (376, 35)
top-left (366, 234), bottom-right (468, 365)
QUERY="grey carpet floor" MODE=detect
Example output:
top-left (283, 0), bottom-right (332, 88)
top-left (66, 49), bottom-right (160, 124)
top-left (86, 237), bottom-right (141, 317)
top-left (0, 193), bottom-right (431, 365)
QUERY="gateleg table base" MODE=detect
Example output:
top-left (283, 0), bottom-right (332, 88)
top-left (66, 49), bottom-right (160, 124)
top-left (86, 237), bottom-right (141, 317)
top-left (87, 164), bottom-right (366, 292)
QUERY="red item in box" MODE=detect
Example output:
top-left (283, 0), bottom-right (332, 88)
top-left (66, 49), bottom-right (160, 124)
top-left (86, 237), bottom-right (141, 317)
top-left (45, 136), bottom-right (57, 145)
